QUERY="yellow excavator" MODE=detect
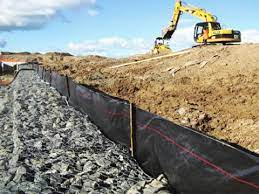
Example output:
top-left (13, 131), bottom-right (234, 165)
top-left (152, 0), bottom-right (241, 54)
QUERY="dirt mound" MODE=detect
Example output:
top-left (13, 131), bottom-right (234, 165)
top-left (45, 52), bottom-right (73, 57)
top-left (1, 51), bottom-right (32, 55)
top-left (6, 44), bottom-right (259, 153)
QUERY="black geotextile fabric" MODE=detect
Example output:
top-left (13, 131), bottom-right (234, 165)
top-left (38, 66), bottom-right (43, 79)
top-left (50, 71), bottom-right (69, 98)
top-left (1, 64), bottom-right (16, 74)
top-left (34, 64), bottom-right (259, 194)
top-left (44, 70), bottom-right (51, 84)
top-left (68, 78), bottom-right (131, 147)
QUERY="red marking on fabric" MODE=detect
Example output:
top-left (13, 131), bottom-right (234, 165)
top-left (105, 111), bottom-right (128, 117)
top-left (138, 123), bottom-right (259, 190)
top-left (103, 110), bottom-right (259, 190)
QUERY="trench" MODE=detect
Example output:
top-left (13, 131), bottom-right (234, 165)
top-left (0, 69), bottom-right (170, 193)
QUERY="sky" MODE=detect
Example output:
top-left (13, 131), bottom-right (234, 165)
top-left (0, 0), bottom-right (259, 57)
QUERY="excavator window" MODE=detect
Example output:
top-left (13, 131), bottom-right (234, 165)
top-left (197, 26), bottom-right (203, 36)
top-left (194, 22), bottom-right (208, 40)
top-left (155, 38), bottom-right (164, 46)
top-left (211, 22), bottom-right (221, 30)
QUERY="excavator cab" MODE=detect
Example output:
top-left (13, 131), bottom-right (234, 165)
top-left (194, 22), bottom-right (210, 43)
top-left (155, 37), bottom-right (166, 46)
top-left (194, 22), bottom-right (241, 44)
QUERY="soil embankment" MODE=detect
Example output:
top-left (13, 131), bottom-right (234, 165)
top-left (3, 44), bottom-right (259, 153)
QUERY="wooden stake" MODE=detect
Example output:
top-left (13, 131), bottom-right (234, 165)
top-left (130, 102), bottom-right (134, 157)
top-left (109, 50), bottom-right (191, 69)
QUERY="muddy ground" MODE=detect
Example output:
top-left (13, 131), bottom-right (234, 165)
top-left (2, 44), bottom-right (259, 153)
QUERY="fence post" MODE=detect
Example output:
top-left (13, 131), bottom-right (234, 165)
top-left (130, 102), bottom-right (136, 157)
top-left (49, 70), bottom-right (52, 86)
top-left (42, 68), bottom-right (44, 79)
top-left (66, 75), bottom-right (70, 98)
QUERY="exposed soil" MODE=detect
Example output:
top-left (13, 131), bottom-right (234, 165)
top-left (0, 74), bottom-right (14, 86)
top-left (3, 44), bottom-right (259, 153)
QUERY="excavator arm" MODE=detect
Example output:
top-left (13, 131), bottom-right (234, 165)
top-left (162, 0), bottom-right (217, 40)
top-left (152, 0), bottom-right (241, 54)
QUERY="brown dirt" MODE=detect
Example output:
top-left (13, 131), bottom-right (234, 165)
top-left (0, 74), bottom-right (14, 86)
top-left (3, 44), bottom-right (259, 153)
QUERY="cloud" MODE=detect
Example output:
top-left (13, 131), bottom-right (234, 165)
top-left (0, 0), bottom-right (99, 31)
top-left (67, 37), bottom-right (152, 57)
top-left (67, 28), bottom-right (196, 57)
top-left (242, 29), bottom-right (259, 43)
top-left (87, 9), bottom-right (100, 17)
top-left (69, 28), bottom-right (259, 57)
top-left (0, 39), bottom-right (7, 48)
top-left (179, 18), bottom-right (198, 26)
top-left (169, 27), bottom-right (195, 50)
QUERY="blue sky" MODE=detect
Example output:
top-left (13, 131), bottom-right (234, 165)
top-left (0, 0), bottom-right (259, 57)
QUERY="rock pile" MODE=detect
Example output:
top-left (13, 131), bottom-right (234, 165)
top-left (0, 70), bottom-right (171, 193)
top-left (127, 174), bottom-right (171, 194)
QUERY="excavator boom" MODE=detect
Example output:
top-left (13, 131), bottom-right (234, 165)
top-left (162, 0), bottom-right (217, 40)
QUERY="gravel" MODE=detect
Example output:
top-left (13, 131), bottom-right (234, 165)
top-left (0, 69), bottom-right (171, 193)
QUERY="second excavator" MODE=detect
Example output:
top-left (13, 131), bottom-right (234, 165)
top-left (152, 0), bottom-right (241, 54)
